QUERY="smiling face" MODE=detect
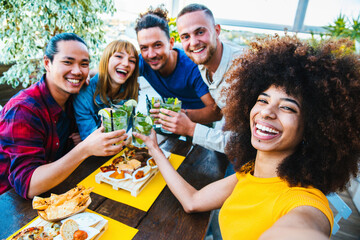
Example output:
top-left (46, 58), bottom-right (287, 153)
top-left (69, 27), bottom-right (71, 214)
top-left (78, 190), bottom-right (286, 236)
top-left (44, 40), bottom-right (89, 105)
top-left (137, 27), bottom-right (173, 73)
top-left (250, 86), bottom-right (304, 157)
top-left (108, 50), bottom-right (136, 88)
top-left (177, 10), bottom-right (219, 65)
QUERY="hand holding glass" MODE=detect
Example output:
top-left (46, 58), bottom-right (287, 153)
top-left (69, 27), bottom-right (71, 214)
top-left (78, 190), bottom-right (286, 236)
top-left (102, 109), bottom-right (128, 133)
top-left (160, 98), bottom-right (182, 134)
top-left (132, 115), bottom-right (153, 147)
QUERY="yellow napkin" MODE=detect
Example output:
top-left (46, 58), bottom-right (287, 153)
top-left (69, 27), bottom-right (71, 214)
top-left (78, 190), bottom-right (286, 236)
top-left (7, 209), bottom-right (138, 240)
top-left (78, 149), bottom-right (185, 212)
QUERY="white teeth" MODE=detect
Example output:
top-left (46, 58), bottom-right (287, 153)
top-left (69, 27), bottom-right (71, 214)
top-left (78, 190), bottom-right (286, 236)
top-left (116, 69), bottom-right (128, 74)
top-left (256, 129), bottom-right (271, 136)
top-left (255, 123), bottom-right (279, 134)
top-left (193, 47), bottom-right (204, 53)
top-left (67, 79), bottom-right (80, 83)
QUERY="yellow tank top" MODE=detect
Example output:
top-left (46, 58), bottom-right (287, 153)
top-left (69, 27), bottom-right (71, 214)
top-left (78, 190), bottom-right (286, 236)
top-left (219, 172), bottom-right (333, 239)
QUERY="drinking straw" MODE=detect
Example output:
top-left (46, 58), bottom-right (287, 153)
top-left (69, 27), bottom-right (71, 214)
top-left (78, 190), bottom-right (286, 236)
top-left (110, 109), bottom-right (114, 131)
top-left (145, 94), bottom-right (151, 109)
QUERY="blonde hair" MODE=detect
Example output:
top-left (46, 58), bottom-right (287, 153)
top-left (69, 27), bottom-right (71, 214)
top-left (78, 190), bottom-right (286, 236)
top-left (94, 40), bottom-right (139, 106)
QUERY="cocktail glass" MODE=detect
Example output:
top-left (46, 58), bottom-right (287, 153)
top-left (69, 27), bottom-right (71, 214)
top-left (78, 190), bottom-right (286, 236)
top-left (132, 115), bottom-right (153, 148)
top-left (102, 109), bottom-right (128, 133)
top-left (147, 97), bottom-right (162, 128)
top-left (118, 105), bottom-right (133, 126)
top-left (160, 98), bottom-right (182, 134)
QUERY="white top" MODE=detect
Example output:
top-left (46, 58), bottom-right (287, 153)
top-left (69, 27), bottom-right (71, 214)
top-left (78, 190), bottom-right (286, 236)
top-left (192, 43), bottom-right (242, 153)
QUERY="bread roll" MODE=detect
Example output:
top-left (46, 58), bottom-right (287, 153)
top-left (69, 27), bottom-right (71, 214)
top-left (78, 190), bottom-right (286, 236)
top-left (60, 219), bottom-right (79, 240)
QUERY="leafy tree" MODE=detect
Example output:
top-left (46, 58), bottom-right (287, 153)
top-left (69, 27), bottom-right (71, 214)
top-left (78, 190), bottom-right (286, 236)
top-left (0, 0), bottom-right (115, 88)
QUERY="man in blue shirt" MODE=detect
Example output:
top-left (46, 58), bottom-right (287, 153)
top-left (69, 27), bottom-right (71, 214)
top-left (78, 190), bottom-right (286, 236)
top-left (135, 6), bottom-right (221, 124)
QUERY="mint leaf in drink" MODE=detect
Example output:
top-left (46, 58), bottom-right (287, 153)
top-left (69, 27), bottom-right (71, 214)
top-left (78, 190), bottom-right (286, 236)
top-left (165, 97), bottom-right (175, 104)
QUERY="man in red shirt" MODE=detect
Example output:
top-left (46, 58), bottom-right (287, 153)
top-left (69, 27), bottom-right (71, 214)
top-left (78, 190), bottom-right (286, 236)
top-left (0, 33), bottom-right (127, 199)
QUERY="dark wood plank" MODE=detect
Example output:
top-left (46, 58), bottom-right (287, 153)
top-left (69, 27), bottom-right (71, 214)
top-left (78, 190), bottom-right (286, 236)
top-left (95, 198), bottom-right (147, 228)
top-left (161, 135), bottom-right (194, 157)
top-left (0, 190), bottom-right (37, 239)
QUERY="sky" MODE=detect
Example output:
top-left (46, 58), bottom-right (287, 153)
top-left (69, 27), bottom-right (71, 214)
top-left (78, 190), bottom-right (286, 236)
top-left (111, 0), bottom-right (360, 30)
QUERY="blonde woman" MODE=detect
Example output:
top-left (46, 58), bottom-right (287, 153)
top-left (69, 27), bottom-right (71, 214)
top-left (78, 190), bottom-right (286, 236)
top-left (74, 40), bottom-right (139, 140)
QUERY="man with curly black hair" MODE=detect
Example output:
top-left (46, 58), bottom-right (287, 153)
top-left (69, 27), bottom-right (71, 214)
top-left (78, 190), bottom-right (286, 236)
top-left (134, 35), bottom-right (360, 239)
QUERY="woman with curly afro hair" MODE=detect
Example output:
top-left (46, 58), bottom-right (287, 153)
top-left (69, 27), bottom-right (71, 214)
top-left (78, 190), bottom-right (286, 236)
top-left (134, 35), bottom-right (360, 239)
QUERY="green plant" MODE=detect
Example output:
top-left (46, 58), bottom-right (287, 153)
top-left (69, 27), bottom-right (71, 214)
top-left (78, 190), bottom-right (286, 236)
top-left (349, 16), bottom-right (360, 41)
top-left (324, 13), bottom-right (360, 41)
top-left (169, 17), bottom-right (180, 43)
top-left (324, 14), bottom-right (351, 38)
top-left (0, 0), bottom-right (116, 88)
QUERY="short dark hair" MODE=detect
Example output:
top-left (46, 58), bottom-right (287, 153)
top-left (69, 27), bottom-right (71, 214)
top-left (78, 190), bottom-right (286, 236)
top-left (177, 3), bottom-right (215, 24)
top-left (45, 33), bottom-right (88, 62)
top-left (223, 35), bottom-right (360, 194)
top-left (135, 5), bottom-right (170, 39)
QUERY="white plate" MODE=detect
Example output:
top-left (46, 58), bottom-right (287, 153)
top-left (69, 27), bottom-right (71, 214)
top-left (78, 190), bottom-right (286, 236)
top-left (54, 226), bottom-right (100, 240)
top-left (61, 212), bottom-right (104, 227)
top-left (146, 157), bottom-right (158, 169)
top-left (101, 171), bottom-right (132, 182)
top-left (132, 167), bottom-right (151, 182)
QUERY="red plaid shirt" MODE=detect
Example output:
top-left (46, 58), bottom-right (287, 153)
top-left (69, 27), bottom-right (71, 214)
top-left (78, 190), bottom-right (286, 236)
top-left (0, 75), bottom-right (77, 198)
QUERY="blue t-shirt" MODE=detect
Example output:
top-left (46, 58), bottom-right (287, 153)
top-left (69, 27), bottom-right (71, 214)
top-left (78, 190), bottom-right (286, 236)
top-left (139, 48), bottom-right (209, 109)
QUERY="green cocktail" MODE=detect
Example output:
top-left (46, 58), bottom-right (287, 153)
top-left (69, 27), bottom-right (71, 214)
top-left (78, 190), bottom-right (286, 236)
top-left (160, 98), bottom-right (182, 134)
top-left (132, 114), bottom-right (153, 147)
top-left (115, 99), bottom-right (137, 128)
top-left (147, 97), bottom-right (162, 127)
top-left (101, 109), bottom-right (128, 133)
top-left (119, 104), bottom-right (133, 119)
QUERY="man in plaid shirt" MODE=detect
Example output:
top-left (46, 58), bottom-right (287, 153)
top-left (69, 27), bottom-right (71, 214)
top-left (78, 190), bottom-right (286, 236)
top-left (0, 33), bottom-right (127, 199)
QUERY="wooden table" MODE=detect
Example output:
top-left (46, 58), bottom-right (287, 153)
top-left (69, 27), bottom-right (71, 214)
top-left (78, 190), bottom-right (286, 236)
top-left (0, 134), bottom-right (229, 240)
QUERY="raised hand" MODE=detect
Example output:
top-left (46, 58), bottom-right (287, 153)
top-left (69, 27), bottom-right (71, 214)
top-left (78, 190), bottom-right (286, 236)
top-left (158, 108), bottom-right (196, 136)
top-left (82, 126), bottom-right (127, 157)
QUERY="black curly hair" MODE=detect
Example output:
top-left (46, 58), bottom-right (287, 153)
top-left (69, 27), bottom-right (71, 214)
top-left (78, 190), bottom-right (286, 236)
top-left (223, 35), bottom-right (360, 194)
top-left (135, 5), bottom-right (170, 39)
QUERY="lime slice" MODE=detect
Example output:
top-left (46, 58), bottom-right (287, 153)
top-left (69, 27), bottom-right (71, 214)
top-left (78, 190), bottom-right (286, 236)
top-left (124, 99), bottom-right (137, 108)
top-left (174, 98), bottom-right (179, 106)
top-left (98, 108), bottom-right (112, 118)
top-left (145, 116), bottom-right (153, 125)
top-left (152, 97), bottom-right (155, 105)
top-left (136, 125), bottom-right (144, 132)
